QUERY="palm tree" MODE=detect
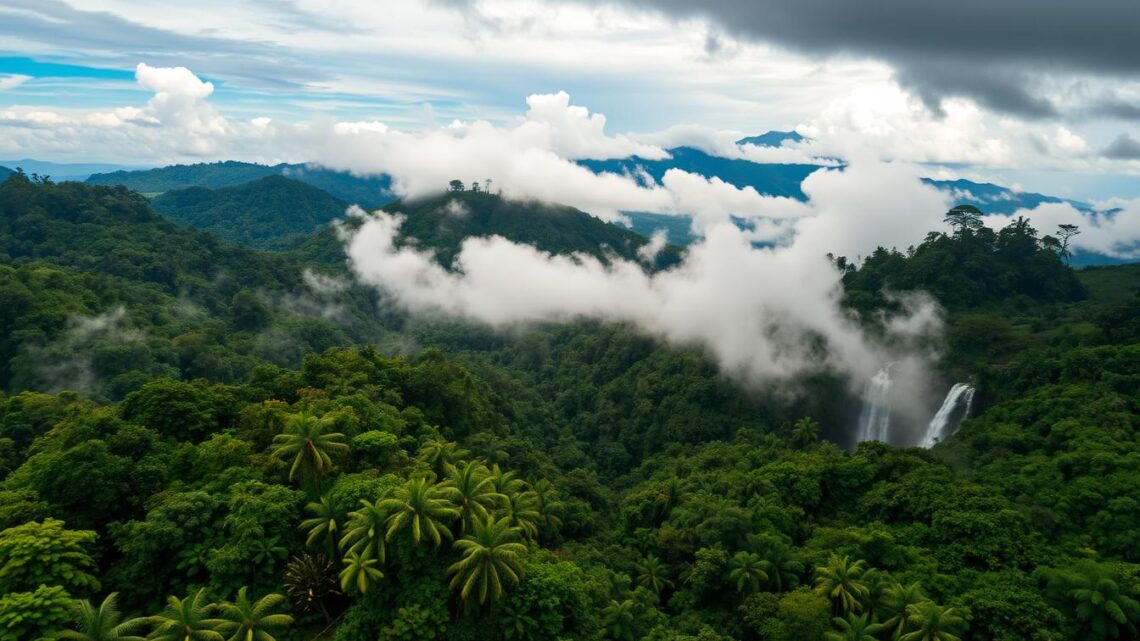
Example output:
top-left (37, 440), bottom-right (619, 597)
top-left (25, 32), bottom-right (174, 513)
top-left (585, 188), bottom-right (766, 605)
top-left (633, 555), bottom-right (672, 596)
top-left (447, 515), bottom-right (527, 610)
top-left (340, 498), bottom-right (388, 563)
top-left (790, 416), bottom-right (820, 448)
top-left (529, 479), bottom-right (564, 537)
top-left (860, 568), bottom-right (891, 622)
top-left (214, 588), bottom-right (293, 641)
top-left (727, 551), bottom-right (769, 594)
top-left (440, 461), bottom-right (503, 535)
top-left (299, 495), bottom-right (341, 556)
top-left (1069, 569), bottom-right (1140, 640)
top-left (881, 581), bottom-right (928, 640)
top-left (146, 589), bottom-right (224, 641)
top-left (826, 613), bottom-right (887, 641)
top-left (814, 555), bottom-right (870, 615)
top-left (283, 554), bottom-right (338, 622)
top-left (53, 593), bottom-right (147, 641)
top-left (417, 438), bottom-right (469, 478)
top-left (600, 599), bottom-right (637, 641)
top-left (500, 490), bottom-right (541, 540)
top-left (339, 550), bottom-right (383, 595)
top-left (487, 463), bottom-right (527, 498)
top-left (752, 539), bottom-right (802, 592)
top-left (271, 413), bottom-right (348, 493)
top-left (899, 602), bottom-right (967, 641)
top-left (379, 476), bottom-right (460, 547)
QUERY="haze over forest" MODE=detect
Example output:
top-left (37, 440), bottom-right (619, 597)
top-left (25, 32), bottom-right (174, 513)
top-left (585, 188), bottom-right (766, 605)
top-left (0, 2), bottom-right (1139, 641)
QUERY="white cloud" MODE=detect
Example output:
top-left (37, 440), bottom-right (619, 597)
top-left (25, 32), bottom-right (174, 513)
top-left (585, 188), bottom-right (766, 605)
top-left (984, 200), bottom-right (1140, 260)
top-left (343, 158), bottom-right (947, 392)
top-left (0, 74), bottom-right (32, 91)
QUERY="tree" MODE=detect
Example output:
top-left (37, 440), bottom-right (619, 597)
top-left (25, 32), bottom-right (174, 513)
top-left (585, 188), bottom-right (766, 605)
top-left (488, 463), bottom-right (527, 498)
top-left (633, 555), bottom-right (672, 596)
top-left (600, 599), bottom-right (637, 641)
top-left (417, 438), bottom-right (469, 479)
top-left (1057, 224), bottom-right (1080, 264)
top-left (0, 585), bottom-right (73, 641)
top-left (52, 593), bottom-right (147, 641)
top-left (881, 581), bottom-right (928, 640)
top-left (447, 516), bottom-right (527, 610)
top-left (283, 555), bottom-right (337, 622)
top-left (299, 495), bottom-right (341, 557)
top-left (448, 180), bottom-right (464, 192)
top-left (1068, 568), bottom-right (1140, 640)
top-left (379, 476), bottom-right (460, 547)
top-left (826, 613), bottom-right (886, 641)
top-left (213, 588), bottom-right (292, 641)
top-left (943, 205), bottom-right (983, 235)
top-left (728, 551), bottom-right (769, 594)
top-left (753, 539), bottom-right (802, 592)
top-left (270, 413), bottom-right (348, 494)
top-left (501, 490), bottom-right (541, 540)
top-left (899, 602), bottom-right (968, 641)
top-left (0, 519), bottom-right (99, 595)
top-left (339, 550), bottom-right (383, 595)
top-left (146, 589), bottom-right (224, 641)
top-left (440, 461), bottom-right (502, 535)
top-left (790, 417), bottom-right (820, 449)
top-left (529, 479), bottom-right (564, 539)
top-left (340, 498), bottom-right (388, 563)
top-left (814, 555), bottom-right (869, 615)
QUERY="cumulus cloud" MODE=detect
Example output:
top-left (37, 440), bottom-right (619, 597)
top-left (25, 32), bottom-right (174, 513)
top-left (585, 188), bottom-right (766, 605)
top-left (342, 158), bottom-right (948, 392)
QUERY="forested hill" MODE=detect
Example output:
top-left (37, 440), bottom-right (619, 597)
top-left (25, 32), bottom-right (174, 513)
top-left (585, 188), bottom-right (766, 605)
top-left (1, 171), bottom-right (1139, 641)
top-left (0, 166), bottom-right (11, 180)
top-left (87, 160), bottom-right (395, 208)
top-left (151, 175), bottom-right (349, 249)
top-left (289, 189), bottom-right (683, 271)
top-left (389, 190), bottom-right (681, 267)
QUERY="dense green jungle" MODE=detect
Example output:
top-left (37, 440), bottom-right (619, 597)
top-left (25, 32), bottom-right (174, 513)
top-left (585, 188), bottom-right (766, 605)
top-left (1, 171), bottom-right (1138, 641)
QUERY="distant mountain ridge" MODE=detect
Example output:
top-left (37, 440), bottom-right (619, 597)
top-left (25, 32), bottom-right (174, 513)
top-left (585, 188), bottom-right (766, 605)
top-left (150, 175), bottom-right (350, 249)
top-left (87, 160), bottom-right (395, 208)
top-left (0, 166), bottom-right (12, 180)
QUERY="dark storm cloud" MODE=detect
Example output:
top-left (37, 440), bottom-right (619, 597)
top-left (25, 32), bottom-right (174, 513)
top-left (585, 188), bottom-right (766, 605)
top-left (544, 0), bottom-right (1140, 119)
top-left (1090, 96), bottom-right (1140, 121)
top-left (1103, 133), bottom-right (1140, 160)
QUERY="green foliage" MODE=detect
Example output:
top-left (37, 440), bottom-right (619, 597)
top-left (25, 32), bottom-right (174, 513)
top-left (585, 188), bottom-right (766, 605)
top-left (51, 592), bottom-right (148, 641)
top-left (214, 588), bottom-right (293, 641)
top-left (151, 176), bottom-right (349, 250)
top-left (447, 515), bottom-right (528, 609)
top-left (0, 585), bottom-right (73, 641)
top-left (0, 519), bottom-right (98, 596)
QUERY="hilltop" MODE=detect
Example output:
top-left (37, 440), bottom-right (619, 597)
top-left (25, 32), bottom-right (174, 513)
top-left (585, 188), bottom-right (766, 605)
top-left (151, 175), bottom-right (350, 249)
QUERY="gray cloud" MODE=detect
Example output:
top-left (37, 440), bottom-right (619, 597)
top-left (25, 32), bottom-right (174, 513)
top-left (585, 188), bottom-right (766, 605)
top-left (512, 0), bottom-right (1140, 119)
top-left (1090, 96), bottom-right (1140, 121)
top-left (1103, 133), bottom-right (1140, 160)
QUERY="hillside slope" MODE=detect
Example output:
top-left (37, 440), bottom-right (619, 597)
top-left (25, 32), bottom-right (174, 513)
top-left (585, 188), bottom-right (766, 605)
top-left (87, 160), bottom-right (395, 208)
top-left (151, 175), bottom-right (349, 249)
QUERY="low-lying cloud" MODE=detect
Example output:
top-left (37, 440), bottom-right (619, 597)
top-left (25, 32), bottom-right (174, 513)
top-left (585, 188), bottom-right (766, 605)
top-left (342, 158), bottom-right (949, 389)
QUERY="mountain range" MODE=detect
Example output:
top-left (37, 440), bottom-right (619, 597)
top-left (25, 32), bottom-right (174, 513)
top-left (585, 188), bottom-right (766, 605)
top-left (5, 131), bottom-right (1121, 264)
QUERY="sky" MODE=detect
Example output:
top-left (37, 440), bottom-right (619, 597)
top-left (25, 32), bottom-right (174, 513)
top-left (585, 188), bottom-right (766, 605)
top-left (1, 0), bottom-right (1139, 202)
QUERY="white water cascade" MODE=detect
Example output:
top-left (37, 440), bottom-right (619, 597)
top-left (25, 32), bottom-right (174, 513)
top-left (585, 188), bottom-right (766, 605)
top-left (920, 383), bottom-right (976, 447)
top-left (856, 366), bottom-right (895, 443)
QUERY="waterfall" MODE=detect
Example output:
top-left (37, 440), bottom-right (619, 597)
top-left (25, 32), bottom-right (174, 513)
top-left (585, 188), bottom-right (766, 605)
top-left (856, 366), bottom-right (894, 443)
top-left (920, 383), bottom-right (976, 447)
